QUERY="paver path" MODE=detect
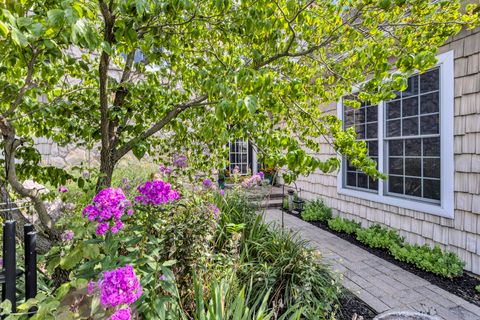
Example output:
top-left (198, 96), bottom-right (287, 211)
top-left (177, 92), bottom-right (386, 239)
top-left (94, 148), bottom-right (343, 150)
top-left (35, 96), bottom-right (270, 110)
top-left (262, 209), bottom-right (480, 320)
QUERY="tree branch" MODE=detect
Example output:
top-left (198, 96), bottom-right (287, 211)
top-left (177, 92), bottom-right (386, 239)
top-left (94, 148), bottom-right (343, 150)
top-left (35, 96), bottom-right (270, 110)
top-left (114, 94), bottom-right (209, 161)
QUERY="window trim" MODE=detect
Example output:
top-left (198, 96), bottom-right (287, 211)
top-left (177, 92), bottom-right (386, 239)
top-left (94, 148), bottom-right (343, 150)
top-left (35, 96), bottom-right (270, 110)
top-left (336, 50), bottom-right (454, 219)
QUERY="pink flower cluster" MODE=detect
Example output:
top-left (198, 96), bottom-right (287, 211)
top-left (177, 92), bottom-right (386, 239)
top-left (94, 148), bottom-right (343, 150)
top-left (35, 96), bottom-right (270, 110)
top-left (134, 180), bottom-right (180, 206)
top-left (89, 265), bottom-right (142, 320)
top-left (241, 173), bottom-right (263, 188)
top-left (83, 188), bottom-right (133, 235)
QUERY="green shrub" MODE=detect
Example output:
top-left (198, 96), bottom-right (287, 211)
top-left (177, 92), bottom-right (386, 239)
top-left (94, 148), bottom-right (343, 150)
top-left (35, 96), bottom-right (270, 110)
top-left (219, 192), bottom-right (342, 319)
top-left (327, 217), bottom-right (361, 235)
top-left (301, 199), bottom-right (332, 222)
top-left (356, 225), bottom-right (404, 249)
top-left (475, 284), bottom-right (480, 293)
top-left (389, 243), bottom-right (464, 278)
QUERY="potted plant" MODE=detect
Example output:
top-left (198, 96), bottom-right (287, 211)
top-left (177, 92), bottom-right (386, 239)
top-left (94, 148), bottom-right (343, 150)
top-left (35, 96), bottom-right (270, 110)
top-left (263, 167), bottom-right (277, 185)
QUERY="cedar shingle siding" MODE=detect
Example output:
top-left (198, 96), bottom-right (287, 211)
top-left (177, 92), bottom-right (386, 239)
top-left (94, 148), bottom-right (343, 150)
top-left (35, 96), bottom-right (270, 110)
top-left (295, 27), bottom-right (480, 275)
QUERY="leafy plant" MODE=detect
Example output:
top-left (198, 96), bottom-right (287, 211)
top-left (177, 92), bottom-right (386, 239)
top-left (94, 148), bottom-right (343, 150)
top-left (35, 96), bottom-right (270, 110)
top-left (475, 285), bottom-right (480, 294)
top-left (389, 243), bottom-right (464, 278)
top-left (327, 217), bottom-right (361, 235)
top-left (356, 225), bottom-right (404, 249)
top-left (218, 192), bottom-right (342, 319)
top-left (301, 199), bottom-right (332, 222)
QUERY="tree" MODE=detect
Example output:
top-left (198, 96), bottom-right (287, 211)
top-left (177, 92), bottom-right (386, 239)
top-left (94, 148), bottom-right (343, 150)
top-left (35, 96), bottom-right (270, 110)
top-left (1, 0), bottom-right (479, 197)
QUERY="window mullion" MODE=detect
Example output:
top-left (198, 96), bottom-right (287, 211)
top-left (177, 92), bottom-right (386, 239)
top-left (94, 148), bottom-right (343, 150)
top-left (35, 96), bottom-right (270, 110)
top-left (378, 101), bottom-right (385, 197)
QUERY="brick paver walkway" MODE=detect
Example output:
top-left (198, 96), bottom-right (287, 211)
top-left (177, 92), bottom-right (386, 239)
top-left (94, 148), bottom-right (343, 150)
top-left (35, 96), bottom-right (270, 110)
top-left (263, 209), bottom-right (480, 320)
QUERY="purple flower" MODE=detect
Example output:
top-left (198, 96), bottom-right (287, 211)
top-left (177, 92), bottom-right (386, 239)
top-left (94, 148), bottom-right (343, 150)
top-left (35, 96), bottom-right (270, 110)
top-left (173, 153), bottom-right (188, 168)
top-left (58, 185), bottom-right (69, 193)
top-left (98, 265), bottom-right (142, 308)
top-left (202, 179), bottom-right (213, 188)
top-left (121, 177), bottom-right (131, 190)
top-left (258, 171), bottom-right (265, 179)
top-left (111, 220), bottom-right (123, 234)
top-left (83, 188), bottom-right (132, 235)
top-left (109, 308), bottom-right (131, 320)
top-left (127, 209), bottom-right (134, 216)
top-left (159, 274), bottom-right (167, 281)
top-left (88, 280), bottom-right (95, 295)
top-left (134, 180), bottom-right (180, 206)
top-left (82, 171), bottom-right (91, 179)
top-left (208, 204), bottom-right (220, 217)
top-left (96, 223), bottom-right (109, 235)
top-left (218, 189), bottom-right (225, 196)
top-left (61, 230), bottom-right (74, 242)
top-left (165, 167), bottom-right (172, 174)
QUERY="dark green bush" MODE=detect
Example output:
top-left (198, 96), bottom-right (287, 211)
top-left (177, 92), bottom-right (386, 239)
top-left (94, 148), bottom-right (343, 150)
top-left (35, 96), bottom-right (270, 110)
top-left (327, 217), bottom-right (361, 235)
top-left (301, 199), bottom-right (332, 222)
top-left (356, 225), bottom-right (404, 249)
top-left (389, 243), bottom-right (464, 278)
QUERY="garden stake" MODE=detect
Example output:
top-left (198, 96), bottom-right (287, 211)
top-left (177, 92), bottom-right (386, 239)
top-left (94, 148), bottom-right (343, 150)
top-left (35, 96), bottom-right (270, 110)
top-left (2, 220), bottom-right (16, 312)
top-left (25, 225), bottom-right (37, 316)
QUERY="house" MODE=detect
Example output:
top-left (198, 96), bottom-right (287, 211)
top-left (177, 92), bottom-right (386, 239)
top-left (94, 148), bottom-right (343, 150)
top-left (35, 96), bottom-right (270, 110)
top-left (292, 26), bottom-right (480, 275)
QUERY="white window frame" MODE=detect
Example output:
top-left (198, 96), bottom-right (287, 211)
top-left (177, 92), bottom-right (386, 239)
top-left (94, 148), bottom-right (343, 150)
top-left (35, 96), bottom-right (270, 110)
top-left (336, 50), bottom-right (454, 218)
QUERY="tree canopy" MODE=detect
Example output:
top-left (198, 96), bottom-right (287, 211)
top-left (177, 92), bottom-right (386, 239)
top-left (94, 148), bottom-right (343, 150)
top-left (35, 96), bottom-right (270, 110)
top-left (1, 0), bottom-right (478, 192)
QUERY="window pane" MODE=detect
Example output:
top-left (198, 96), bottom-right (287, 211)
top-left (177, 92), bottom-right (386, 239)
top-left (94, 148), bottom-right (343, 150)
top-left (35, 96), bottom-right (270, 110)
top-left (405, 158), bottom-right (421, 177)
top-left (366, 106), bottom-right (378, 122)
top-left (347, 172), bottom-right (356, 186)
top-left (423, 179), bottom-right (440, 200)
top-left (423, 137), bottom-right (440, 156)
top-left (387, 120), bottom-right (401, 137)
top-left (420, 114), bottom-right (439, 135)
top-left (369, 177), bottom-right (378, 190)
top-left (355, 108), bottom-right (365, 124)
top-left (405, 178), bottom-right (422, 197)
top-left (368, 141), bottom-right (378, 157)
top-left (356, 124), bottom-right (365, 139)
top-left (420, 68), bottom-right (439, 92)
top-left (366, 123), bottom-right (378, 139)
top-left (389, 158), bottom-right (403, 175)
top-left (403, 75), bottom-right (419, 97)
top-left (387, 100), bottom-right (401, 119)
top-left (344, 110), bottom-right (355, 127)
top-left (358, 173), bottom-right (368, 189)
top-left (420, 92), bottom-right (439, 114)
top-left (389, 176), bottom-right (404, 194)
top-left (402, 97), bottom-right (418, 117)
top-left (402, 117), bottom-right (419, 136)
top-left (389, 140), bottom-right (403, 156)
top-left (423, 158), bottom-right (440, 178)
top-left (405, 139), bottom-right (421, 156)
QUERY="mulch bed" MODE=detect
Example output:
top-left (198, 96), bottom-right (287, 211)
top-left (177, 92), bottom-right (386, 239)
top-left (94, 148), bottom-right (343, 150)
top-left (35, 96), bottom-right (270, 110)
top-left (338, 291), bottom-right (377, 320)
top-left (284, 210), bottom-right (480, 308)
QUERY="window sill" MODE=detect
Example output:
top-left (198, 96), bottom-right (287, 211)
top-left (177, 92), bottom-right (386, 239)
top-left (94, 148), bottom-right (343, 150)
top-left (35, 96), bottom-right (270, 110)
top-left (337, 185), bottom-right (454, 219)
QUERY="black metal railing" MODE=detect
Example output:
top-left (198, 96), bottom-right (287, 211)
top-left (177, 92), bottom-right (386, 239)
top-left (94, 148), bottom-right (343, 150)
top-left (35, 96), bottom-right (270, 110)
top-left (1, 221), bottom-right (37, 316)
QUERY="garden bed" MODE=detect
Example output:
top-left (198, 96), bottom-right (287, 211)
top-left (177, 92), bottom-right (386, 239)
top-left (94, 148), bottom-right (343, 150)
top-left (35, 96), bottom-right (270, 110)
top-left (285, 210), bottom-right (480, 307)
top-left (338, 291), bottom-right (377, 320)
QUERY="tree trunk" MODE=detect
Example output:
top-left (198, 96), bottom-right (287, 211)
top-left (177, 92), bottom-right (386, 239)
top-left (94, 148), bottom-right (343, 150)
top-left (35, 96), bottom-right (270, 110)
top-left (96, 147), bottom-right (116, 191)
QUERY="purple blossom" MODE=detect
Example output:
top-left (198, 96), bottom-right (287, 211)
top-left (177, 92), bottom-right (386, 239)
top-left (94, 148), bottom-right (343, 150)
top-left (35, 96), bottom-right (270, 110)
top-left (218, 189), bottom-right (225, 196)
top-left (134, 180), bottom-right (180, 206)
top-left (61, 230), bottom-right (74, 242)
top-left (58, 185), bottom-right (69, 193)
top-left (111, 220), bottom-right (123, 234)
top-left (258, 171), bottom-right (265, 179)
top-left (159, 274), bottom-right (167, 281)
top-left (208, 204), bottom-right (220, 218)
top-left (98, 265), bottom-right (142, 308)
top-left (202, 179), bottom-right (213, 189)
top-left (109, 308), bottom-right (131, 320)
top-left (121, 177), bottom-right (131, 190)
top-left (83, 188), bottom-right (132, 235)
top-left (241, 174), bottom-right (262, 188)
top-left (173, 153), bottom-right (188, 168)
top-left (88, 280), bottom-right (95, 295)
top-left (159, 164), bottom-right (172, 174)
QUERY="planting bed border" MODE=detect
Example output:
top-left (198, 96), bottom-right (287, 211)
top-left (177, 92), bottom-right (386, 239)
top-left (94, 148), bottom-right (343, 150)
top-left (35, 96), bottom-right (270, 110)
top-left (338, 291), bottom-right (377, 320)
top-left (284, 210), bottom-right (480, 307)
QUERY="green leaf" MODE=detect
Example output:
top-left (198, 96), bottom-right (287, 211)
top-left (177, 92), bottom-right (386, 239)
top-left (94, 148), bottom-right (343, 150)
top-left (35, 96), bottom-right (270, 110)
top-left (11, 27), bottom-right (27, 46)
top-left (47, 9), bottom-right (64, 26)
top-left (0, 21), bottom-right (9, 37)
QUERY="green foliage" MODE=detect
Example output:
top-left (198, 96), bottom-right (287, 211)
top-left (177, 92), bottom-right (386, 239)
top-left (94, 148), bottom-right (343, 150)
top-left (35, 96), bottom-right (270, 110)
top-left (390, 243), bottom-right (464, 278)
top-left (475, 285), bottom-right (480, 294)
top-left (218, 192), bottom-right (341, 319)
top-left (327, 217), bottom-right (361, 235)
top-left (356, 225), bottom-right (404, 250)
top-left (301, 199), bottom-right (332, 222)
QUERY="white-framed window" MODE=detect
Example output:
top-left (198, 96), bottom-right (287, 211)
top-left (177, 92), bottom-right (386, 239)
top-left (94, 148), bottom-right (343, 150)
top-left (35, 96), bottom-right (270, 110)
top-left (229, 139), bottom-right (250, 175)
top-left (337, 50), bottom-right (454, 218)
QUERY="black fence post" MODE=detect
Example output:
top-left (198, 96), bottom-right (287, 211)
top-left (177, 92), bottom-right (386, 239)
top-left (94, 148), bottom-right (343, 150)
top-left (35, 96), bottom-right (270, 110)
top-left (2, 220), bottom-right (16, 312)
top-left (24, 224), bottom-right (37, 316)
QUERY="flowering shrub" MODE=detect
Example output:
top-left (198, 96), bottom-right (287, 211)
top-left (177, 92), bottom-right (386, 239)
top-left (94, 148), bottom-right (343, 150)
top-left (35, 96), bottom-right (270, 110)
top-left (173, 153), bottom-right (188, 168)
top-left (83, 188), bottom-right (133, 235)
top-left (241, 173), bottom-right (262, 188)
top-left (134, 180), bottom-right (180, 205)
